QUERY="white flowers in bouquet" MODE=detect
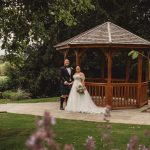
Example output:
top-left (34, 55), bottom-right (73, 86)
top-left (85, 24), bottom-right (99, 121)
top-left (76, 84), bottom-right (86, 94)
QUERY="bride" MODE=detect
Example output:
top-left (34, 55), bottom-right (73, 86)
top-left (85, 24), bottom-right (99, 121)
top-left (65, 66), bottom-right (106, 113)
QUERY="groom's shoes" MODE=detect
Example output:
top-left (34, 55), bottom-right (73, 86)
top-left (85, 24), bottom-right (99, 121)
top-left (60, 97), bottom-right (65, 110)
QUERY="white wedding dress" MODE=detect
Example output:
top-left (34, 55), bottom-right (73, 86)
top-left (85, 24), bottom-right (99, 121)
top-left (65, 74), bottom-right (106, 113)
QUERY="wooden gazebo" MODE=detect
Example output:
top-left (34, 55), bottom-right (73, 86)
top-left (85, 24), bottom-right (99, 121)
top-left (55, 22), bottom-right (150, 109)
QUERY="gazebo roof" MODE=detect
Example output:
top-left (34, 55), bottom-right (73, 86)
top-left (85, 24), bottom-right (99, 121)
top-left (55, 22), bottom-right (150, 50)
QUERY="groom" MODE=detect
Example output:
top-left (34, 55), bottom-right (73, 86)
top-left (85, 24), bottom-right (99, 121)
top-left (59, 59), bottom-right (74, 110)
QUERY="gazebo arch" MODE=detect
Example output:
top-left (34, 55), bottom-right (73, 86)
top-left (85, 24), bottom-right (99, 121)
top-left (55, 22), bottom-right (150, 109)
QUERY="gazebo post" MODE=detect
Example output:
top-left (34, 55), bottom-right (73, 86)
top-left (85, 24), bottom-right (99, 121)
top-left (137, 51), bottom-right (143, 107)
top-left (63, 49), bottom-right (69, 60)
top-left (75, 50), bottom-right (80, 66)
top-left (75, 49), bottom-right (86, 66)
top-left (106, 50), bottom-right (112, 107)
top-left (146, 51), bottom-right (150, 81)
top-left (126, 59), bottom-right (131, 82)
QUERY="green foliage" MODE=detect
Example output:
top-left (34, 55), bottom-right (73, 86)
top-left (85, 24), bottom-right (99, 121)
top-left (1, 0), bottom-right (94, 63)
top-left (0, 62), bottom-right (11, 76)
top-left (0, 76), bottom-right (11, 92)
top-left (1, 0), bottom-right (150, 97)
top-left (0, 0), bottom-right (94, 97)
top-left (3, 89), bottom-right (30, 101)
top-left (10, 89), bottom-right (30, 101)
top-left (128, 50), bottom-right (139, 59)
top-left (2, 90), bottom-right (14, 99)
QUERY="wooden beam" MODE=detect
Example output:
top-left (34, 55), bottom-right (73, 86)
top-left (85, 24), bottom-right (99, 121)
top-left (79, 49), bottom-right (86, 57)
top-left (63, 49), bottom-right (69, 60)
top-left (106, 50), bottom-right (112, 106)
top-left (74, 49), bottom-right (86, 66)
top-left (137, 51), bottom-right (143, 107)
top-left (56, 44), bottom-right (150, 50)
top-left (107, 50), bottom-right (112, 83)
top-left (75, 50), bottom-right (80, 66)
top-left (138, 52), bottom-right (143, 83)
top-left (146, 51), bottom-right (150, 81)
top-left (107, 22), bottom-right (112, 43)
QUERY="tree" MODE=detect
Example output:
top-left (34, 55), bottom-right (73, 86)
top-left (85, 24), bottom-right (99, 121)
top-left (0, 0), bottom-right (94, 97)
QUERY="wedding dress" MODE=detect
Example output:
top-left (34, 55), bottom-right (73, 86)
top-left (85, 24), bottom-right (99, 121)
top-left (65, 74), bottom-right (106, 113)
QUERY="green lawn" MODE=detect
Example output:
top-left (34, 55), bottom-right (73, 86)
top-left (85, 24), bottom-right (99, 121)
top-left (0, 97), bottom-right (58, 104)
top-left (0, 113), bottom-right (150, 150)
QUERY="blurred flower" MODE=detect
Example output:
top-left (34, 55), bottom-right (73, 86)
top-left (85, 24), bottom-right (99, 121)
top-left (144, 130), bottom-right (150, 137)
top-left (126, 135), bottom-right (139, 150)
top-left (37, 120), bottom-right (44, 127)
top-left (138, 144), bottom-right (148, 150)
top-left (101, 133), bottom-right (110, 141)
top-left (64, 144), bottom-right (74, 150)
top-left (51, 116), bottom-right (56, 125)
top-left (85, 136), bottom-right (96, 150)
top-left (103, 105), bottom-right (111, 122)
top-left (26, 111), bottom-right (59, 150)
top-left (106, 124), bottom-right (112, 130)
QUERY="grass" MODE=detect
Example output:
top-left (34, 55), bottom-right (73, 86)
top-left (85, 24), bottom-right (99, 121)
top-left (0, 97), bottom-right (58, 104)
top-left (0, 113), bottom-right (150, 150)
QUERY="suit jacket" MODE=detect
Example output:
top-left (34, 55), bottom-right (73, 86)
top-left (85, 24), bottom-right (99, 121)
top-left (60, 66), bottom-right (74, 85)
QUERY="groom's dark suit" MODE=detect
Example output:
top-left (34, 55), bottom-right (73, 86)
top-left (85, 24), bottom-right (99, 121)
top-left (60, 66), bottom-right (74, 109)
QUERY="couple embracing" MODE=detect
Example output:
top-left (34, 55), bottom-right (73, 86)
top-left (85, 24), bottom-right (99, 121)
top-left (60, 59), bottom-right (106, 114)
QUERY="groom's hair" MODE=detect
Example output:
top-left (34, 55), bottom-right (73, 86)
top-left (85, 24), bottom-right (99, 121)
top-left (64, 59), bottom-right (69, 64)
top-left (64, 59), bottom-right (69, 62)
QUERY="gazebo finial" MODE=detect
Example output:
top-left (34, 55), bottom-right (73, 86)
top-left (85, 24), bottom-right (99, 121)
top-left (106, 15), bottom-right (111, 22)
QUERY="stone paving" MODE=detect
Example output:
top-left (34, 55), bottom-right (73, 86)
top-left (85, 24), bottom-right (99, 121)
top-left (0, 101), bottom-right (150, 125)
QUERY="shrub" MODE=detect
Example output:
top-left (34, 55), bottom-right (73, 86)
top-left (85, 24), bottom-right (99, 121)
top-left (2, 90), bottom-right (14, 99)
top-left (0, 62), bottom-right (12, 92)
top-left (3, 89), bottom-right (30, 101)
top-left (0, 62), bottom-right (11, 76)
top-left (0, 76), bottom-right (11, 92)
top-left (10, 89), bottom-right (30, 101)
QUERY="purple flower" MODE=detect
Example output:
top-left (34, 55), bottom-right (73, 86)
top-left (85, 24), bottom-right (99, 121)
top-left (144, 130), bottom-right (150, 137)
top-left (126, 135), bottom-right (139, 150)
top-left (103, 105), bottom-right (111, 121)
top-left (85, 136), bottom-right (96, 150)
top-left (51, 116), bottom-right (56, 125)
top-left (37, 120), bottom-right (44, 127)
top-left (26, 111), bottom-right (59, 150)
top-left (64, 144), bottom-right (74, 150)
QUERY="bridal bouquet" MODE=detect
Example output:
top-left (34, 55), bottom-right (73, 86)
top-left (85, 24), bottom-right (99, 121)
top-left (76, 84), bottom-right (85, 94)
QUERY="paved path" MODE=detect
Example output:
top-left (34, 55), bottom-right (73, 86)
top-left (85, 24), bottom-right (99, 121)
top-left (0, 102), bottom-right (150, 125)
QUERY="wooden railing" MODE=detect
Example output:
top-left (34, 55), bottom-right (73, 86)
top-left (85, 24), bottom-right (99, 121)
top-left (85, 81), bottom-right (148, 109)
top-left (112, 83), bottom-right (138, 108)
top-left (85, 78), bottom-right (104, 83)
top-left (85, 82), bottom-right (107, 106)
top-left (139, 82), bottom-right (148, 106)
top-left (86, 78), bottom-right (126, 83)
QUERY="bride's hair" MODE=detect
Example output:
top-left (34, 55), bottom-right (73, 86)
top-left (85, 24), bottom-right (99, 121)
top-left (76, 65), bottom-right (81, 69)
top-left (76, 66), bottom-right (81, 72)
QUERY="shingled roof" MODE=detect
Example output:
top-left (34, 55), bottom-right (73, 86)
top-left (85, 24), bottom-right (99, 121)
top-left (55, 22), bottom-right (150, 50)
